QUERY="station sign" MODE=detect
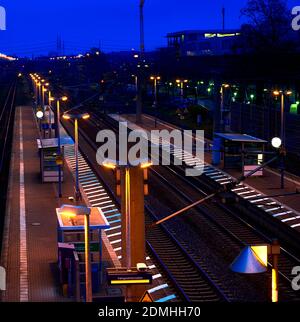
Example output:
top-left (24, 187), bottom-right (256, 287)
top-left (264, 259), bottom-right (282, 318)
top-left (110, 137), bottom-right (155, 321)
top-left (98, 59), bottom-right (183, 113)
top-left (107, 268), bottom-right (152, 285)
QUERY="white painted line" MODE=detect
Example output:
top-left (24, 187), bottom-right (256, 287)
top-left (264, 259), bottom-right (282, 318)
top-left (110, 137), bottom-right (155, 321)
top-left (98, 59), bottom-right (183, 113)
top-left (88, 192), bottom-right (107, 198)
top-left (232, 187), bottom-right (247, 192)
top-left (273, 211), bottom-right (293, 217)
top-left (82, 183), bottom-right (101, 188)
top-left (107, 232), bottom-right (121, 238)
top-left (110, 239), bottom-right (122, 245)
top-left (220, 181), bottom-right (232, 185)
top-left (265, 207), bottom-right (282, 212)
top-left (237, 190), bottom-right (256, 195)
top-left (89, 196), bottom-right (110, 203)
top-left (153, 274), bottom-right (162, 280)
top-left (148, 264), bottom-right (156, 269)
top-left (250, 198), bottom-right (269, 203)
top-left (79, 174), bottom-right (95, 179)
top-left (282, 216), bottom-right (300, 223)
top-left (79, 178), bottom-right (98, 184)
top-left (291, 223), bottom-right (300, 228)
top-left (243, 194), bottom-right (262, 200)
top-left (210, 175), bottom-right (227, 179)
top-left (19, 109), bottom-right (29, 302)
top-left (216, 177), bottom-right (231, 182)
top-left (148, 283), bottom-right (169, 294)
top-left (105, 225), bottom-right (121, 232)
top-left (95, 200), bottom-right (113, 206)
top-left (100, 204), bottom-right (117, 210)
top-left (114, 247), bottom-right (122, 252)
top-left (84, 187), bottom-right (103, 192)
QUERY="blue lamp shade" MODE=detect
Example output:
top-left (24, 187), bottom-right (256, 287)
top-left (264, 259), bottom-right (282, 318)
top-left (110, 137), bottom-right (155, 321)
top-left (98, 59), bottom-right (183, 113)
top-left (230, 246), bottom-right (267, 274)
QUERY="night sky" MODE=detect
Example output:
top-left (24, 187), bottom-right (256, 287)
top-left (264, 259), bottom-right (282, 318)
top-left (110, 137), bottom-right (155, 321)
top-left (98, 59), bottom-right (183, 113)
top-left (0, 0), bottom-right (299, 57)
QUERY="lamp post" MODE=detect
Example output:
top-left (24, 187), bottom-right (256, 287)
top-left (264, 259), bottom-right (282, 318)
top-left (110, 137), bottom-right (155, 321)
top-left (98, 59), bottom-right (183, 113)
top-left (272, 89), bottom-right (292, 189)
top-left (220, 83), bottom-right (230, 132)
top-left (60, 205), bottom-right (92, 302)
top-left (271, 136), bottom-right (286, 189)
top-left (63, 112), bottom-right (90, 201)
top-left (273, 90), bottom-right (292, 146)
top-left (176, 79), bottom-right (188, 99)
top-left (150, 76), bottom-right (161, 128)
top-left (50, 96), bottom-right (68, 198)
top-left (230, 240), bottom-right (280, 302)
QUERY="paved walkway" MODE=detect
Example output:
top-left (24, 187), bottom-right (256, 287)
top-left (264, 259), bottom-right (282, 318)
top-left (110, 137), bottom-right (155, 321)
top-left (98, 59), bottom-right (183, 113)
top-left (0, 106), bottom-right (76, 301)
top-left (0, 106), bottom-right (114, 302)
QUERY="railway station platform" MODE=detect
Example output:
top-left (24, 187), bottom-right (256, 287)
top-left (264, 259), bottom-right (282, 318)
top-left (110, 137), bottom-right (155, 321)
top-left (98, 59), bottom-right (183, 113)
top-left (0, 106), bottom-right (117, 302)
top-left (109, 113), bottom-right (300, 234)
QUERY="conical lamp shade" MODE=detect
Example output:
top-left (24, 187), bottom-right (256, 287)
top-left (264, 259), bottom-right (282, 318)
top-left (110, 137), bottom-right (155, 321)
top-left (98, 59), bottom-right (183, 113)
top-left (230, 246), bottom-right (267, 274)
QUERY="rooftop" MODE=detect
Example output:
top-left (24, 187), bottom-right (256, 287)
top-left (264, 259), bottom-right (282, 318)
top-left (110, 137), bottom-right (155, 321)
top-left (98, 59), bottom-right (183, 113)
top-left (215, 133), bottom-right (267, 143)
top-left (167, 29), bottom-right (241, 37)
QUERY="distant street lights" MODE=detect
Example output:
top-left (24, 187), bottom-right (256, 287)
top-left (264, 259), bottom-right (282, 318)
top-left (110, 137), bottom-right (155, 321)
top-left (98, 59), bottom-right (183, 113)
top-left (63, 112), bottom-right (90, 201)
top-left (176, 79), bottom-right (188, 99)
top-left (150, 76), bottom-right (160, 107)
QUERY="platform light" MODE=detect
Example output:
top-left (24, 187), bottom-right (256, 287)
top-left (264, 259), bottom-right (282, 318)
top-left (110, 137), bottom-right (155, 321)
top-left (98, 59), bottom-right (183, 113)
top-left (102, 160), bottom-right (117, 170)
top-left (140, 161), bottom-right (153, 169)
top-left (271, 137), bottom-right (282, 149)
top-left (82, 113), bottom-right (90, 120)
top-left (62, 114), bottom-right (71, 120)
top-left (36, 110), bottom-right (44, 119)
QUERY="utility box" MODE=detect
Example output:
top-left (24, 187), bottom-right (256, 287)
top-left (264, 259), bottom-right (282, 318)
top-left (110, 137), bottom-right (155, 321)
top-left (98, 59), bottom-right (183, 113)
top-left (56, 207), bottom-right (110, 296)
top-left (37, 137), bottom-right (73, 183)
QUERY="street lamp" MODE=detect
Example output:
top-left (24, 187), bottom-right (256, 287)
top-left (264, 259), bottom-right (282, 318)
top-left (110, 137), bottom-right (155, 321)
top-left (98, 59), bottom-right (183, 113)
top-left (60, 204), bottom-right (92, 302)
top-left (220, 83), bottom-right (230, 132)
top-left (150, 76), bottom-right (161, 128)
top-left (150, 76), bottom-right (160, 107)
top-left (176, 79), bottom-right (188, 99)
top-left (230, 240), bottom-right (280, 302)
top-left (271, 136), bottom-right (286, 189)
top-left (271, 137), bottom-right (282, 149)
top-left (273, 90), bottom-right (292, 146)
top-left (63, 111), bottom-right (90, 201)
top-left (50, 96), bottom-right (68, 198)
top-left (36, 109), bottom-right (44, 120)
top-left (272, 90), bottom-right (292, 189)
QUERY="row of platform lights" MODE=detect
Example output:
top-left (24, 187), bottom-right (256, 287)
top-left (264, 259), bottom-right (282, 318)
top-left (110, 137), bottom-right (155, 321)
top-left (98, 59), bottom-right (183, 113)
top-left (30, 72), bottom-right (155, 302)
top-left (29, 72), bottom-right (286, 302)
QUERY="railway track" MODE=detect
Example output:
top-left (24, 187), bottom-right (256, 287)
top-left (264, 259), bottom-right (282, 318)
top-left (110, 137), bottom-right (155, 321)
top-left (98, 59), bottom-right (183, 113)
top-left (0, 81), bottom-right (17, 244)
top-left (43, 78), bottom-right (300, 301)
top-left (0, 82), bottom-right (16, 173)
top-left (150, 165), bottom-right (300, 301)
top-left (57, 110), bottom-right (228, 302)
top-left (91, 111), bottom-right (300, 301)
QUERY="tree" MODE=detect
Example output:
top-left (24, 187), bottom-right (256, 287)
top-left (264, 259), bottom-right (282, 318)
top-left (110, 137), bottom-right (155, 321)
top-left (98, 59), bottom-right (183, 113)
top-left (240, 0), bottom-right (292, 52)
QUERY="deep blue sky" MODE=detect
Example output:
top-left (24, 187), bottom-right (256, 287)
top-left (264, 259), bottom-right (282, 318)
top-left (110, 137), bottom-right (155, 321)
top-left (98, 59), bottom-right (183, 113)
top-left (0, 0), bottom-right (298, 57)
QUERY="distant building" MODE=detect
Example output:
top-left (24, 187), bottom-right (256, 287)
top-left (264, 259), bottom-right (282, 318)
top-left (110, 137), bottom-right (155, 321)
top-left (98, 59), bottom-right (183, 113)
top-left (166, 29), bottom-right (241, 56)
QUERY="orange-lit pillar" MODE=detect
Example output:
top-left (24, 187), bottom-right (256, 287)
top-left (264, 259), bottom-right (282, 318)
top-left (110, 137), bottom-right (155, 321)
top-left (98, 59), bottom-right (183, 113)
top-left (120, 166), bottom-right (146, 302)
